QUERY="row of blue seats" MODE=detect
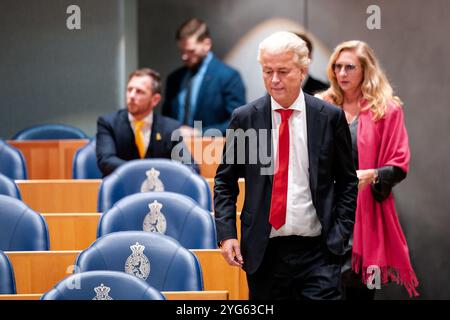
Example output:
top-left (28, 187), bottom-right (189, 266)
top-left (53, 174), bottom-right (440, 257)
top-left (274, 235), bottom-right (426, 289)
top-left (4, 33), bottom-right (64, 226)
top-left (1, 231), bottom-right (204, 299)
top-left (0, 190), bottom-right (217, 251)
top-left (1, 250), bottom-right (164, 300)
top-left (1, 156), bottom-right (213, 212)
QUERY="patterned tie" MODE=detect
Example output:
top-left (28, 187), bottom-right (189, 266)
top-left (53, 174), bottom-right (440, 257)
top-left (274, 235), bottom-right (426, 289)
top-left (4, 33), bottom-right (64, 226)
top-left (269, 109), bottom-right (294, 230)
top-left (134, 120), bottom-right (146, 158)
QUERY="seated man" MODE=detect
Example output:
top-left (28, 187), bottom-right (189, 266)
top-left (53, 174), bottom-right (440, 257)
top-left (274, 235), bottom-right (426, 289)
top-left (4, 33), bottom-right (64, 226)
top-left (96, 68), bottom-right (199, 177)
top-left (162, 18), bottom-right (246, 136)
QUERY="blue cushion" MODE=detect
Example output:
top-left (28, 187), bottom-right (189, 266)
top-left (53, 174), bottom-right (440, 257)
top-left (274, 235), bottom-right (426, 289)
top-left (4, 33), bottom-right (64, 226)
top-left (98, 159), bottom-right (212, 212)
top-left (72, 139), bottom-right (102, 179)
top-left (0, 195), bottom-right (49, 251)
top-left (41, 271), bottom-right (165, 300)
top-left (0, 173), bottom-right (21, 199)
top-left (98, 192), bottom-right (217, 249)
top-left (0, 250), bottom-right (16, 294)
top-left (12, 124), bottom-right (89, 140)
top-left (76, 231), bottom-right (203, 291)
top-left (0, 140), bottom-right (27, 179)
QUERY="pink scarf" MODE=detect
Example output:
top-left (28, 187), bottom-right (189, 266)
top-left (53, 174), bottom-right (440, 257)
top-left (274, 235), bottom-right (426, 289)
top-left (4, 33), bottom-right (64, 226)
top-left (351, 101), bottom-right (419, 297)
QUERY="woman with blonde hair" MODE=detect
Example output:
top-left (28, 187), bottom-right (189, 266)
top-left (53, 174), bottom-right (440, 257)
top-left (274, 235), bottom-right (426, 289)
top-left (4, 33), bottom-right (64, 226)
top-left (317, 40), bottom-right (419, 299)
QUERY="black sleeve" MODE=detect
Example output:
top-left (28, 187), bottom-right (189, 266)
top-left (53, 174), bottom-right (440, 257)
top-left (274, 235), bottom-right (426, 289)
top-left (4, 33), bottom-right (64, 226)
top-left (371, 166), bottom-right (407, 202)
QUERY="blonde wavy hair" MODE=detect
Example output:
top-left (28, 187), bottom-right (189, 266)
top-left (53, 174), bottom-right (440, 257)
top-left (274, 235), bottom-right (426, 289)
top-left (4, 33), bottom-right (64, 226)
top-left (323, 40), bottom-right (402, 121)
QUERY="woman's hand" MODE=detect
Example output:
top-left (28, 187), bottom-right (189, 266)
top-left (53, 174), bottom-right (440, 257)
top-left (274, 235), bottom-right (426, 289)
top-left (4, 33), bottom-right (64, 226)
top-left (356, 169), bottom-right (378, 191)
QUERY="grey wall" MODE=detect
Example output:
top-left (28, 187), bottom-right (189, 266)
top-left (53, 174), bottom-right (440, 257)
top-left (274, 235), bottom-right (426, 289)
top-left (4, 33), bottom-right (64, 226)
top-left (0, 0), bottom-right (137, 138)
top-left (139, 0), bottom-right (450, 299)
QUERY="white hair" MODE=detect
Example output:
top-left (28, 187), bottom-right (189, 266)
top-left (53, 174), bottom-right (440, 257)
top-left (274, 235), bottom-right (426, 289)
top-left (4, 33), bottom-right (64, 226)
top-left (257, 31), bottom-right (310, 69)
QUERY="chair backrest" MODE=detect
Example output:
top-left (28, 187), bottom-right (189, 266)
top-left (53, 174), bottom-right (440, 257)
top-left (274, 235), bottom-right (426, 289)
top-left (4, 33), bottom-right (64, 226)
top-left (0, 195), bottom-right (49, 251)
top-left (76, 231), bottom-right (203, 291)
top-left (98, 192), bottom-right (217, 249)
top-left (72, 139), bottom-right (102, 179)
top-left (0, 173), bottom-right (21, 199)
top-left (0, 140), bottom-right (27, 180)
top-left (98, 159), bottom-right (212, 212)
top-left (0, 250), bottom-right (16, 294)
top-left (41, 270), bottom-right (165, 300)
top-left (12, 124), bottom-right (89, 140)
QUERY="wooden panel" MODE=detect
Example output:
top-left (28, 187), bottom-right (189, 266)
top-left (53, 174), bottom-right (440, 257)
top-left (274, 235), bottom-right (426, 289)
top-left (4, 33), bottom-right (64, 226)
top-left (8, 140), bottom-right (88, 179)
top-left (17, 179), bottom-right (101, 213)
top-left (43, 213), bottom-right (100, 251)
top-left (6, 250), bottom-right (242, 299)
top-left (7, 251), bottom-right (80, 294)
top-left (0, 291), bottom-right (228, 300)
top-left (184, 137), bottom-right (224, 178)
top-left (206, 178), bottom-right (245, 212)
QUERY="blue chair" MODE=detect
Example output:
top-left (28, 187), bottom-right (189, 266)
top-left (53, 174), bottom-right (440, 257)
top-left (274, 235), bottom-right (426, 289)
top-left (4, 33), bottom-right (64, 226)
top-left (12, 124), bottom-right (89, 140)
top-left (0, 140), bottom-right (27, 179)
top-left (76, 231), bottom-right (203, 291)
top-left (41, 271), bottom-right (165, 300)
top-left (0, 250), bottom-right (16, 294)
top-left (98, 192), bottom-right (217, 249)
top-left (72, 139), bottom-right (102, 179)
top-left (0, 173), bottom-right (21, 199)
top-left (0, 195), bottom-right (49, 251)
top-left (98, 159), bottom-right (212, 212)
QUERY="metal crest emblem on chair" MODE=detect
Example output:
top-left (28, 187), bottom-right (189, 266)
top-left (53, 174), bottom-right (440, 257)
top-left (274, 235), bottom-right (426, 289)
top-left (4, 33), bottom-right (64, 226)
top-left (140, 168), bottom-right (165, 192)
top-left (92, 283), bottom-right (113, 300)
top-left (143, 200), bottom-right (167, 234)
top-left (124, 242), bottom-right (150, 280)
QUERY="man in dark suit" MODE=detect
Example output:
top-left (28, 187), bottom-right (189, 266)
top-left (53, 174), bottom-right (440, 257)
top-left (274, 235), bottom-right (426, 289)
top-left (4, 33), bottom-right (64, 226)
top-left (96, 68), bottom-right (198, 177)
top-left (295, 32), bottom-right (329, 95)
top-left (162, 18), bottom-right (246, 136)
top-left (214, 32), bottom-right (357, 300)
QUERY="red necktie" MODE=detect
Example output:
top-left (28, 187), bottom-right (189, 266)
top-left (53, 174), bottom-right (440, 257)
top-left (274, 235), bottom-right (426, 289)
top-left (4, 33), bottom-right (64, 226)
top-left (269, 109), bottom-right (294, 230)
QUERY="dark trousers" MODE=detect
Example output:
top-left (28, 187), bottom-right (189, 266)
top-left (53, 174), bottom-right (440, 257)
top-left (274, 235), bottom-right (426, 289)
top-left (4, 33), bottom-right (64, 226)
top-left (247, 235), bottom-right (343, 300)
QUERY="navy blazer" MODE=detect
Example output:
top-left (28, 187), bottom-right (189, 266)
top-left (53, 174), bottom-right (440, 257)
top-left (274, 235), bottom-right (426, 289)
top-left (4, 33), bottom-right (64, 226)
top-left (162, 55), bottom-right (246, 135)
top-left (214, 93), bottom-right (358, 274)
top-left (96, 109), bottom-right (199, 177)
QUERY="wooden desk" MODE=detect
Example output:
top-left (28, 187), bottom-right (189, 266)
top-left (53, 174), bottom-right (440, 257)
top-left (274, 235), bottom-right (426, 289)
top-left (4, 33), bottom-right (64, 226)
top-left (43, 213), bottom-right (100, 251)
top-left (8, 140), bottom-right (88, 179)
top-left (6, 250), bottom-right (248, 300)
top-left (184, 137), bottom-right (224, 178)
top-left (17, 179), bottom-right (101, 213)
top-left (0, 291), bottom-right (229, 300)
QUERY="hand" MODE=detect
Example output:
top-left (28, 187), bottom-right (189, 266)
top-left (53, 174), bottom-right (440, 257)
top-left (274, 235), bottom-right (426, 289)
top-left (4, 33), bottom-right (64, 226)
top-left (179, 125), bottom-right (202, 138)
top-left (356, 169), bottom-right (377, 191)
top-left (220, 238), bottom-right (243, 267)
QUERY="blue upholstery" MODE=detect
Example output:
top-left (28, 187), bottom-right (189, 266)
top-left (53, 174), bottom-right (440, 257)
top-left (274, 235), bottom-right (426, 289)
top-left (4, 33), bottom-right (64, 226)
top-left (76, 231), bottom-right (203, 291)
top-left (0, 250), bottom-right (16, 294)
top-left (0, 173), bottom-right (21, 199)
top-left (98, 159), bottom-right (212, 212)
top-left (0, 140), bottom-right (27, 180)
top-left (12, 124), bottom-right (89, 140)
top-left (98, 192), bottom-right (217, 249)
top-left (0, 195), bottom-right (49, 251)
top-left (41, 271), bottom-right (165, 300)
top-left (72, 139), bottom-right (102, 179)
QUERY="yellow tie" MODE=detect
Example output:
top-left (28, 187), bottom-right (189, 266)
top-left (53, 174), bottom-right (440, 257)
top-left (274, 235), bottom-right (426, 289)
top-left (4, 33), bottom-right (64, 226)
top-left (134, 120), bottom-right (146, 158)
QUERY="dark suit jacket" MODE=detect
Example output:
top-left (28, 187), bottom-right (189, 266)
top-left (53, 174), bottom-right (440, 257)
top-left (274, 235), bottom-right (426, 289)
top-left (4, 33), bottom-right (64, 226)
top-left (96, 109), bottom-right (199, 177)
top-left (162, 55), bottom-right (246, 135)
top-left (214, 93), bottom-right (358, 275)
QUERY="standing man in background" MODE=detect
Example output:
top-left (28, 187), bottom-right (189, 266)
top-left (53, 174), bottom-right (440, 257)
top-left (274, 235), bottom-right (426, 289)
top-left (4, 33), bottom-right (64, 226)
top-left (162, 18), bottom-right (246, 136)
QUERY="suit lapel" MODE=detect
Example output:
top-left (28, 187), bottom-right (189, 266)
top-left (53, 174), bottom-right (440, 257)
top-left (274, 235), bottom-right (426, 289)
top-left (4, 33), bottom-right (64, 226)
top-left (194, 58), bottom-right (215, 120)
top-left (305, 93), bottom-right (326, 201)
top-left (147, 113), bottom-right (159, 158)
top-left (119, 110), bottom-right (140, 158)
top-left (254, 95), bottom-right (274, 184)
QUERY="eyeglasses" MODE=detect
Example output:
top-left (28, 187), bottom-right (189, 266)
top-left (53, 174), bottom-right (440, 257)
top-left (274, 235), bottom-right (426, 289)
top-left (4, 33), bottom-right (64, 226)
top-left (333, 63), bottom-right (358, 73)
